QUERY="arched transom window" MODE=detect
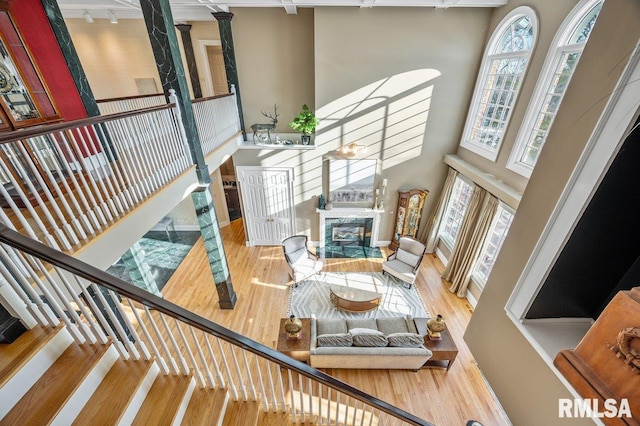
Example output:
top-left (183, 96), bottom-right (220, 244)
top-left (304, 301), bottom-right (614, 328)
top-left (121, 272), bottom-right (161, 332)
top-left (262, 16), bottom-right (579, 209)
top-left (508, 0), bottom-right (602, 177)
top-left (460, 7), bottom-right (538, 161)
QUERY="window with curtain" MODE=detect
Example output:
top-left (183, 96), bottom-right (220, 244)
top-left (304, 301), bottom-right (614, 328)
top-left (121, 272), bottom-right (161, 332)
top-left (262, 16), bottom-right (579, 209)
top-left (507, 0), bottom-right (602, 177)
top-left (438, 176), bottom-right (473, 249)
top-left (460, 6), bottom-right (537, 161)
top-left (472, 203), bottom-right (514, 286)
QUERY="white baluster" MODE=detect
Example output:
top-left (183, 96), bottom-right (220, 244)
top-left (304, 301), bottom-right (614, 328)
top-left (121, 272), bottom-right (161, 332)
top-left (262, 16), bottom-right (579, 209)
top-left (298, 374), bottom-right (305, 423)
top-left (252, 355), bottom-right (269, 411)
top-left (94, 123), bottom-right (134, 211)
top-left (126, 299), bottom-right (167, 370)
top-left (276, 362), bottom-right (286, 412)
top-left (190, 327), bottom-right (216, 389)
top-left (88, 283), bottom-right (138, 359)
top-left (287, 369), bottom-right (297, 424)
top-left (158, 313), bottom-right (190, 375)
top-left (203, 334), bottom-right (225, 388)
top-left (0, 184), bottom-right (40, 242)
top-left (107, 289), bottom-right (149, 359)
top-left (88, 124), bottom-right (125, 215)
top-left (229, 346), bottom-right (248, 400)
top-left (326, 387), bottom-right (332, 426)
top-left (241, 350), bottom-right (257, 400)
top-left (215, 338), bottom-right (239, 400)
top-left (103, 120), bottom-right (145, 203)
top-left (0, 249), bottom-right (48, 326)
top-left (308, 378), bottom-right (313, 423)
top-left (174, 320), bottom-right (204, 388)
top-left (264, 359), bottom-right (277, 411)
top-left (143, 306), bottom-right (179, 374)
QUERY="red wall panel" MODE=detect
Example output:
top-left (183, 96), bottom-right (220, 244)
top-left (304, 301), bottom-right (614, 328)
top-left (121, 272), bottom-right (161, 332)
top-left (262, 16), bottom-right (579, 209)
top-left (9, 0), bottom-right (88, 121)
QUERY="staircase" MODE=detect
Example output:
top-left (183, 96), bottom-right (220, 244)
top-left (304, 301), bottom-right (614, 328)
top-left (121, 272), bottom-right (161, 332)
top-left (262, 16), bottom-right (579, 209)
top-left (0, 225), bottom-right (433, 426)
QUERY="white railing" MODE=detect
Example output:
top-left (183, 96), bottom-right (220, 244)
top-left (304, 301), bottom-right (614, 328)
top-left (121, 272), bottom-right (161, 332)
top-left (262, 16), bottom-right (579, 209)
top-left (192, 92), bottom-right (241, 157)
top-left (0, 105), bottom-right (191, 251)
top-left (97, 94), bottom-right (166, 115)
top-left (0, 226), bottom-right (432, 426)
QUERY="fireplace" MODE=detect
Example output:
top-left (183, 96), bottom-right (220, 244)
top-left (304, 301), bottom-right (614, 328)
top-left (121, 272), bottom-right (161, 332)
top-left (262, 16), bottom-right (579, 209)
top-left (316, 207), bottom-right (384, 248)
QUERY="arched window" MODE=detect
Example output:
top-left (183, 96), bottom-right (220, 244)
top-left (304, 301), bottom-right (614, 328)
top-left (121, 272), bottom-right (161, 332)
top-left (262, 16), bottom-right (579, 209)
top-left (460, 6), bottom-right (537, 161)
top-left (507, 0), bottom-right (602, 177)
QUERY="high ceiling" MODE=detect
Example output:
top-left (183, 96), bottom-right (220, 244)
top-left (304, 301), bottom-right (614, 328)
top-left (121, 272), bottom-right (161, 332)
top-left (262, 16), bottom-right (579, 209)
top-left (57, 0), bottom-right (507, 22)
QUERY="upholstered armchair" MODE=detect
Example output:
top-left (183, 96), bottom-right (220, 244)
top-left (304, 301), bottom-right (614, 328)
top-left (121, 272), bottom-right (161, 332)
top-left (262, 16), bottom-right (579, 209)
top-left (282, 235), bottom-right (323, 287)
top-left (382, 236), bottom-right (426, 289)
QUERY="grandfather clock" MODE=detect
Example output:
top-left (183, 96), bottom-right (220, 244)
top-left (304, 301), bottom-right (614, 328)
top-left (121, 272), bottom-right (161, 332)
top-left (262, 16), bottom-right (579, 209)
top-left (390, 189), bottom-right (428, 251)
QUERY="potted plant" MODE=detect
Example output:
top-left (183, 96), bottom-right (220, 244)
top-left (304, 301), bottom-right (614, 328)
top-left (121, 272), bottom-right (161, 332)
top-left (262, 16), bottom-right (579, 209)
top-left (288, 104), bottom-right (318, 145)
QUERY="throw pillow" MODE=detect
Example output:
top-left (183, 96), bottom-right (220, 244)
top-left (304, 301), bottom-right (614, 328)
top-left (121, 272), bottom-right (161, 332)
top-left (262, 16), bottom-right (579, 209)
top-left (317, 319), bottom-right (348, 335)
top-left (346, 318), bottom-right (377, 331)
top-left (317, 333), bottom-right (353, 347)
top-left (376, 317), bottom-right (410, 335)
top-left (349, 328), bottom-right (388, 347)
top-left (387, 332), bottom-right (424, 347)
top-left (396, 249), bottom-right (421, 267)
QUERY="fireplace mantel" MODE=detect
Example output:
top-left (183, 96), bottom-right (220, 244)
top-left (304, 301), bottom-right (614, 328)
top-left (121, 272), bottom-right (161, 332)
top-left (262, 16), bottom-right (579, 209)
top-left (317, 208), bottom-right (384, 248)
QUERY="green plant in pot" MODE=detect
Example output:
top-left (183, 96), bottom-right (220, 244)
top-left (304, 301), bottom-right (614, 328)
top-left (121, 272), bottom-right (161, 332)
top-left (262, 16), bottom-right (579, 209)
top-left (288, 104), bottom-right (318, 145)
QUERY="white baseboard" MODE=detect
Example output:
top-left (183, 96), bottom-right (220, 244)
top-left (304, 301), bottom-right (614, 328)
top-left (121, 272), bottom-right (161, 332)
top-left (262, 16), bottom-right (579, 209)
top-left (377, 240), bottom-right (391, 247)
top-left (435, 246), bottom-right (448, 265)
top-left (466, 291), bottom-right (478, 309)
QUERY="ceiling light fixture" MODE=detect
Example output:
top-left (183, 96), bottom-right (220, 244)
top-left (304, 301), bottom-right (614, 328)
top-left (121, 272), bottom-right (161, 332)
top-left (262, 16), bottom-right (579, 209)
top-left (83, 10), bottom-right (94, 23)
top-left (108, 10), bottom-right (118, 24)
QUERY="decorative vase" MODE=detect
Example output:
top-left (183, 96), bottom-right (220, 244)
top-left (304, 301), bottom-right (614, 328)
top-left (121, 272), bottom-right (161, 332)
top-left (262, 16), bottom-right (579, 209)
top-left (301, 134), bottom-right (311, 145)
top-left (318, 194), bottom-right (326, 210)
top-left (427, 314), bottom-right (446, 340)
top-left (284, 315), bottom-right (303, 339)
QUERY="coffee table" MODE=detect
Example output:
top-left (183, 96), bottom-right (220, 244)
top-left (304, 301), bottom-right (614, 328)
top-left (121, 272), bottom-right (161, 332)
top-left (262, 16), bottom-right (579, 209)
top-left (414, 317), bottom-right (458, 371)
top-left (329, 284), bottom-right (382, 312)
top-left (276, 317), bottom-right (311, 363)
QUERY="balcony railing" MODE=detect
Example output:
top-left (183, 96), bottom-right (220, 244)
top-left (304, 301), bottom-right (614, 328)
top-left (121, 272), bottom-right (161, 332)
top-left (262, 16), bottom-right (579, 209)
top-left (97, 93), bottom-right (166, 115)
top-left (0, 224), bottom-right (433, 425)
top-left (0, 91), bottom-right (241, 252)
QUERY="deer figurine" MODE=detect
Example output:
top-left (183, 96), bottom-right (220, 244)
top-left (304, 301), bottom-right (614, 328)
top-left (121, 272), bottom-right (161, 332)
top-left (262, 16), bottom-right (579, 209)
top-left (250, 105), bottom-right (279, 143)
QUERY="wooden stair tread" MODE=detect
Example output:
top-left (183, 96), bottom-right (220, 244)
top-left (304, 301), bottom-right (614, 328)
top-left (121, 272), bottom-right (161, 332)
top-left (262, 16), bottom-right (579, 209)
top-left (132, 373), bottom-right (193, 426)
top-left (1, 341), bottom-right (110, 425)
top-left (222, 400), bottom-right (260, 426)
top-left (181, 387), bottom-right (228, 426)
top-left (0, 325), bottom-right (63, 388)
top-left (72, 358), bottom-right (154, 425)
top-left (257, 410), bottom-right (293, 425)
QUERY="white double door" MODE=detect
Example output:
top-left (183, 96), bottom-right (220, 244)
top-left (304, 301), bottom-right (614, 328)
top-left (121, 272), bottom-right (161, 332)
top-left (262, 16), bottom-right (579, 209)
top-left (236, 167), bottom-right (296, 246)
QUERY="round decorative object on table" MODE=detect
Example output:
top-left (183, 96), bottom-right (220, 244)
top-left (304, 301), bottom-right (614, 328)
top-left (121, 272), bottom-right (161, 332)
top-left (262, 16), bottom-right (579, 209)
top-left (427, 314), bottom-right (446, 340)
top-left (284, 315), bottom-right (303, 339)
top-left (325, 203), bottom-right (333, 210)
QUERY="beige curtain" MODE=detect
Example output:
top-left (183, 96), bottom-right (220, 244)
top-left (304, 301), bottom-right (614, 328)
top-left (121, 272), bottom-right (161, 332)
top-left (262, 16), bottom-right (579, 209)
top-left (443, 191), bottom-right (499, 297)
top-left (420, 167), bottom-right (458, 253)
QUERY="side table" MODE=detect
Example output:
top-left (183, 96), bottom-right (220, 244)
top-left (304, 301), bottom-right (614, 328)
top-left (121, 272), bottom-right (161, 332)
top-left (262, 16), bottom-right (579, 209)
top-left (414, 317), bottom-right (458, 371)
top-left (276, 317), bottom-right (311, 363)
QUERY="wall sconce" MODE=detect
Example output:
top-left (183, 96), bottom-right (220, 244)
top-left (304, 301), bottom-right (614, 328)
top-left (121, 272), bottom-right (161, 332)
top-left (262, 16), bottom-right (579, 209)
top-left (339, 142), bottom-right (367, 157)
top-left (108, 10), bottom-right (118, 24)
top-left (83, 10), bottom-right (94, 23)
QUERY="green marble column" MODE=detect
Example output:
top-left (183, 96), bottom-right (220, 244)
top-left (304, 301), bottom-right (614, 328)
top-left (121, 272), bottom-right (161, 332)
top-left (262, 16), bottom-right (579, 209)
top-left (39, 0), bottom-right (100, 117)
top-left (191, 185), bottom-right (237, 309)
top-left (140, 0), bottom-right (236, 308)
top-left (175, 24), bottom-right (203, 99)
top-left (121, 242), bottom-right (161, 297)
top-left (212, 12), bottom-right (246, 140)
top-left (139, 0), bottom-right (209, 184)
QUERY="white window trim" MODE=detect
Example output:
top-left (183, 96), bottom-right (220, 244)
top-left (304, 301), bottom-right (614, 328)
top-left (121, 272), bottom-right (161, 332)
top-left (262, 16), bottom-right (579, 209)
top-left (507, 0), bottom-right (602, 178)
top-left (505, 42), bottom-right (640, 365)
top-left (471, 201), bottom-right (514, 287)
top-left (437, 174), bottom-right (473, 249)
top-left (460, 6), bottom-right (538, 162)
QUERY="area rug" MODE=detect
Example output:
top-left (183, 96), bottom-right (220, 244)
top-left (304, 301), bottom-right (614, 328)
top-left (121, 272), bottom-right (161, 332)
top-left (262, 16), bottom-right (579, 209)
top-left (286, 272), bottom-right (430, 320)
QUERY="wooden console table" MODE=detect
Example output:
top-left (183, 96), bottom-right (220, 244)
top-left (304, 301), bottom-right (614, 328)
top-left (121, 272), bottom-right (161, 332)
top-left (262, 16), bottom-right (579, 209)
top-left (276, 317), bottom-right (311, 363)
top-left (414, 317), bottom-right (458, 371)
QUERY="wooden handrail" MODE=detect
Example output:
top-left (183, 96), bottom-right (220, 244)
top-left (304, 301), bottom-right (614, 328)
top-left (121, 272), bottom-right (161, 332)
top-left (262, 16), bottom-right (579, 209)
top-left (96, 93), bottom-right (165, 103)
top-left (0, 224), bottom-right (433, 426)
top-left (0, 104), bottom-right (175, 145)
top-left (191, 93), bottom-right (234, 103)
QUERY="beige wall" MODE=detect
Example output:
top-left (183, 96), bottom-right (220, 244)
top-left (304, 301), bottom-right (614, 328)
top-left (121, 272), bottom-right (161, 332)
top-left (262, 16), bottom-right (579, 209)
top-left (465, 1), bottom-right (640, 424)
top-left (234, 7), bottom-right (491, 242)
top-left (65, 18), bottom-right (161, 99)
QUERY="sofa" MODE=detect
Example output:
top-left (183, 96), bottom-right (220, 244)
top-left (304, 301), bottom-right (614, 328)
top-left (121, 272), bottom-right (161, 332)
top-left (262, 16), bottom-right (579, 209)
top-left (309, 315), bottom-right (432, 370)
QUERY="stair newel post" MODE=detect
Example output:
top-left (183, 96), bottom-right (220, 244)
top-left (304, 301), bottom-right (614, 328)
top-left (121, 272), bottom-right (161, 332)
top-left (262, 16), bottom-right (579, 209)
top-left (203, 334), bottom-right (226, 389)
top-left (143, 306), bottom-right (180, 375)
top-left (215, 338), bottom-right (239, 400)
top-left (174, 320), bottom-right (205, 388)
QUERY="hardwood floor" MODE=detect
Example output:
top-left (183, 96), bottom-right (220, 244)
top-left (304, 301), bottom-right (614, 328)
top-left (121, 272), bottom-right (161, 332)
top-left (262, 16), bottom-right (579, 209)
top-left (160, 219), bottom-right (510, 426)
